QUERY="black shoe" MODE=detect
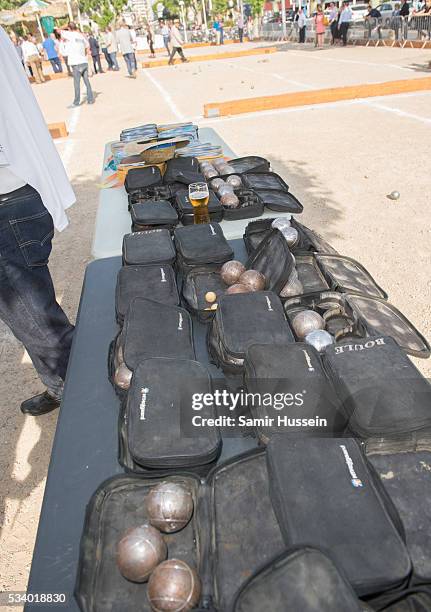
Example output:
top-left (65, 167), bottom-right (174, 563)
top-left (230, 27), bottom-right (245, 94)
top-left (21, 391), bottom-right (60, 416)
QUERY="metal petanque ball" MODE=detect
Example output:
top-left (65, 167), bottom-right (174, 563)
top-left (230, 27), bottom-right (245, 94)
top-left (280, 277), bottom-right (303, 298)
top-left (220, 260), bottom-right (246, 286)
top-left (225, 283), bottom-right (250, 295)
top-left (147, 559), bottom-right (201, 612)
top-left (210, 178), bottom-right (225, 192)
top-left (387, 191), bottom-right (400, 201)
top-left (220, 193), bottom-right (240, 208)
top-left (226, 175), bottom-right (242, 189)
top-left (272, 217), bottom-right (292, 231)
top-left (145, 482), bottom-right (194, 533)
top-left (114, 363), bottom-right (133, 390)
top-left (239, 269), bottom-right (266, 292)
top-left (213, 158), bottom-right (227, 170)
top-left (292, 310), bottom-right (325, 339)
top-left (218, 184), bottom-right (235, 198)
top-left (305, 329), bottom-right (334, 352)
top-left (116, 524), bottom-right (167, 583)
top-left (203, 168), bottom-right (218, 180)
top-left (281, 227), bottom-right (299, 248)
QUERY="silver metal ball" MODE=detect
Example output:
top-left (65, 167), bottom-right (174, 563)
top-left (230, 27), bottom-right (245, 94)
top-left (387, 191), bottom-right (400, 200)
top-left (292, 310), bottom-right (325, 339)
top-left (305, 329), bottom-right (334, 352)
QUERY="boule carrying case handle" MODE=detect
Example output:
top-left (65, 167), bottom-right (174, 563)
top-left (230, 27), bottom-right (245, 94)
top-left (266, 436), bottom-right (411, 597)
top-left (121, 357), bottom-right (222, 470)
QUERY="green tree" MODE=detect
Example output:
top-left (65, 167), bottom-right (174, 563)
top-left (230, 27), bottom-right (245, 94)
top-left (78, 0), bottom-right (128, 28)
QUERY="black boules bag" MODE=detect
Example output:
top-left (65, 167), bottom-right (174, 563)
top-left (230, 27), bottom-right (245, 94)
top-left (366, 434), bottom-right (431, 586)
top-left (232, 546), bottom-right (369, 612)
top-left (124, 166), bottom-right (162, 194)
top-left (115, 265), bottom-right (179, 324)
top-left (208, 291), bottom-right (295, 374)
top-left (122, 229), bottom-right (175, 266)
top-left (181, 266), bottom-right (226, 323)
top-left (130, 200), bottom-right (178, 232)
top-left (244, 342), bottom-right (347, 443)
top-left (324, 336), bottom-right (431, 438)
top-left (174, 222), bottom-right (234, 274)
top-left (120, 357), bottom-right (222, 471)
top-left (267, 436), bottom-right (411, 597)
top-left (163, 156), bottom-right (204, 185)
top-left (122, 298), bottom-right (195, 371)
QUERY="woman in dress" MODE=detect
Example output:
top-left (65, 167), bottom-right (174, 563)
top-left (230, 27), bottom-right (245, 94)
top-left (314, 4), bottom-right (326, 48)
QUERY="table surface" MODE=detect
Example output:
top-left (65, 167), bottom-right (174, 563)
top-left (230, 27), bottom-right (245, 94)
top-left (26, 241), bottom-right (255, 611)
top-left (91, 127), bottom-right (293, 259)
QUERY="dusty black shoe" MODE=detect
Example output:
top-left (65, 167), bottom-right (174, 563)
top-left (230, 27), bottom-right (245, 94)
top-left (21, 391), bottom-right (60, 416)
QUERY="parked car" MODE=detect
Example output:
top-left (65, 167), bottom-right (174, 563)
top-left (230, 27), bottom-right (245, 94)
top-left (350, 3), bottom-right (370, 22)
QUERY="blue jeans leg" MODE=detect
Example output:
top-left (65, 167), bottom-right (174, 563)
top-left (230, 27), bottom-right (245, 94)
top-left (0, 185), bottom-right (74, 399)
top-left (123, 52), bottom-right (134, 75)
top-left (50, 57), bottom-right (62, 73)
top-left (110, 52), bottom-right (119, 70)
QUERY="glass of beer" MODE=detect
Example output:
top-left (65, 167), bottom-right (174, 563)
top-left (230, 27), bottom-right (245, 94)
top-left (189, 182), bottom-right (210, 225)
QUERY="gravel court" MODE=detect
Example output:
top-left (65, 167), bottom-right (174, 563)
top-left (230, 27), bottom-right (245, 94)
top-left (0, 43), bottom-right (430, 607)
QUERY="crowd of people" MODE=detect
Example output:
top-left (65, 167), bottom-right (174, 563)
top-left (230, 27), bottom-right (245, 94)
top-left (293, 0), bottom-right (431, 47)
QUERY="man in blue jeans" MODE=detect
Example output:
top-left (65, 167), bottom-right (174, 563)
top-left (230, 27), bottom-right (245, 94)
top-left (116, 20), bottom-right (137, 77)
top-left (42, 32), bottom-right (62, 73)
top-left (0, 26), bottom-right (76, 416)
top-left (62, 23), bottom-right (95, 106)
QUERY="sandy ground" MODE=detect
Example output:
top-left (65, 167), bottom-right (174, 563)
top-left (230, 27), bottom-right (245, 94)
top-left (0, 41), bottom-right (430, 607)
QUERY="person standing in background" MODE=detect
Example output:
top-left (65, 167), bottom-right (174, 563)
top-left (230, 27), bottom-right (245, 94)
top-left (329, 2), bottom-right (338, 43)
top-left (314, 4), bottom-right (326, 47)
top-left (61, 23), bottom-right (94, 107)
top-left (106, 25), bottom-right (120, 71)
top-left (21, 35), bottom-right (44, 83)
top-left (0, 26), bottom-right (76, 416)
top-left (54, 29), bottom-right (72, 76)
top-left (168, 19), bottom-right (189, 64)
top-left (42, 32), bottom-right (62, 73)
top-left (88, 32), bottom-right (103, 73)
top-left (160, 19), bottom-right (171, 55)
top-left (219, 16), bottom-right (225, 44)
top-left (237, 13), bottom-right (244, 42)
top-left (100, 28), bottom-right (114, 70)
top-left (116, 20), bottom-right (137, 77)
top-left (213, 17), bottom-right (221, 44)
top-left (399, 0), bottom-right (410, 38)
top-left (146, 23), bottom-right (156, 58)
top-left (298, 7), bottom-right (307, 42)
top-left (339, 1), bottom-right (352, 46)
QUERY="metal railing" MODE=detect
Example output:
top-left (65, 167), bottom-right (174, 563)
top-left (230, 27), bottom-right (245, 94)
top-left (260, 15), bottom-right (431, 46)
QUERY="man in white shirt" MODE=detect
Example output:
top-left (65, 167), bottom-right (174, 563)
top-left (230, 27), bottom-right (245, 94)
top-left (61, 23), bottom-right (94, 106)
top-left (0, 26), bottom-right (76, 416)
top-left (339, 2), bottom-right (353, 45)
top-left (168, 20), bottom-right (189, 65)
top-left (116, 20), bottom-right (137, 77)
top-left (21, 35), bottom-right (45, 83)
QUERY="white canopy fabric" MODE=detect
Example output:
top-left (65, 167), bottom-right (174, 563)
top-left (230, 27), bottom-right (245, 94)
top-left (0, 25), bottom-right (75, 230)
